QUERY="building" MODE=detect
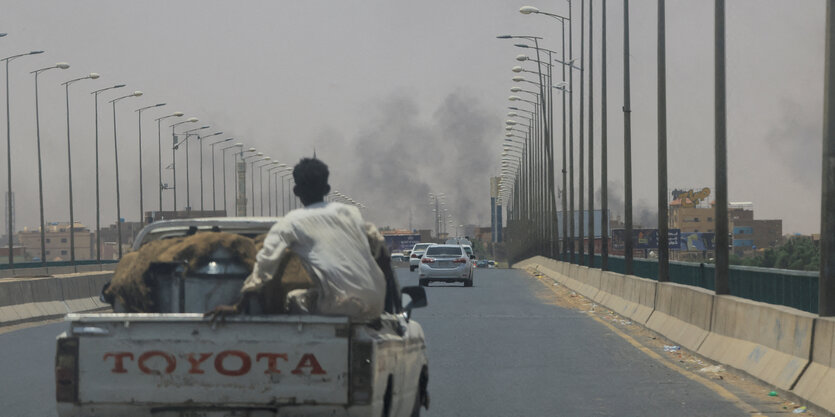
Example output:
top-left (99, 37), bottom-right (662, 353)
top-left (17, 222), bottom-right (94, 261)
top-left (728, 202), bottom-right (782, 253)
top-left (669, 199), bottom-right (716, 234)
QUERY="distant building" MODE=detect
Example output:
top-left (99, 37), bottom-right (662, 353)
top-left (669, 199), bottom-right (716, 234)
top-left (17, 222), bottom-right (94, 261)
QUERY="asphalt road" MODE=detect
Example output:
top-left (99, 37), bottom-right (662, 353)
top-left (399, 266), bottom-right (749, 417)
top-left (0, 266), bottom-right (751, 417)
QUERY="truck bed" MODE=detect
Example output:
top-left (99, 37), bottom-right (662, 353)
top-left (61, 313), bottom-right (351, 410)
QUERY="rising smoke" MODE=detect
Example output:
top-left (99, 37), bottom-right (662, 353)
top-left (318, 91), bottom-right (500, 230)
top-left (596, 180), bottom-right (657, 229)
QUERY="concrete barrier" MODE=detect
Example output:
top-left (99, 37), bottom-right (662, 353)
top-left (697, 296), bottom-right (816, 391)
top-left (792, 317), bottom-right (835, 414)
top-left (0, 271), bottom-right (113, 326)
top-left (594, 272), bottom-right (656, 324)
top-left (645, 282), bottom-right (714, 353)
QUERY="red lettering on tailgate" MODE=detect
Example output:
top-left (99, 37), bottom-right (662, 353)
top-left (103, 352), bottom-right (134, 373)
top-left (186, 353), bottom-right (213, 374)
top-left (138, 351), bottom-right (176, 374)
top-left (256, 353), bottom-right (289, 374)
top-left (214, 350), bottom-right (251, 376)
top-left (291, 353), bottom-right (327, 375)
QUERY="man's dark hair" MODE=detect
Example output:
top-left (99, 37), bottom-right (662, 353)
top-left (293, 158), bottom-right (330, 204)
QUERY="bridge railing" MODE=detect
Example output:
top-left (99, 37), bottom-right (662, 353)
top-left (0, 260), bottom-right (119, 270)
top-left (577, 254), bottom-right (818, 314)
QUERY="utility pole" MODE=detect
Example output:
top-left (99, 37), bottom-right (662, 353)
top-left (601, 0), bottom-right (609, 270)
top-left (821, 0), bottom-right (835, 317)
top-left (623, 0), bottom-right (634, 275)
top-left (578, 0), bottom-right (586, 266)
top-left (568, 0), bottom-right (576, 263)
top-left (588, 0), bottom-right (595, 265)
top-left (658, 0), bottom-right (670, 282)
top-left (714, 0), bottom-right (729, 295)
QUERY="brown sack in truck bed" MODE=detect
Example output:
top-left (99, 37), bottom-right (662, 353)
top-left (106, 232), bottom-right (257, 312)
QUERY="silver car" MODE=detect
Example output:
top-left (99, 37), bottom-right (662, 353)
top-left (409, 243), bottom-right (433, 272)
top-left (418, 244), bottom-right (474, 287)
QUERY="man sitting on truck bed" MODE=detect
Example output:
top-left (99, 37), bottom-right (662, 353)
top-left (214, 157), bottom-right (391, 320)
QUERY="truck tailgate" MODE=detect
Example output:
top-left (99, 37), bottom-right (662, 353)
top-left (68, 313), bottom-right (350, 407)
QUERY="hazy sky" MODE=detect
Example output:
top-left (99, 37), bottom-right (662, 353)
top-left (0, 0), bottom-right (826, 235)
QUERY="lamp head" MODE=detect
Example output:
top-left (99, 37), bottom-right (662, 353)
top-left (519, 6), bottom-right (540, 14)
top-left (515, 55), bottom-right (528, 62)
top-left (508, 96), bottom-right (520, 101)
top-left (512, 66), bottom-right (523, 73)
top-left (187, 117), bottom-right (198, 122)
top-left (173, 111), bottom-right (184, 117)
top-left (114, 84), bottom-right (126, 89)
top-left (248, 147), bottom-right (256, 152)
top-left (89, 73), bottom-right (100, 79)
top-left (507, 112), bottom-right (518, 117)
top-left (132, 91), bottom-right (143, 97)
top-left (56, 62), bottom-right (70, 69)
top-left (510, 87), bottom-right (521, 93)
top-left (512, 76), bottom-right (525, 82)
top-left (496, 35), bottom-right (513, 39)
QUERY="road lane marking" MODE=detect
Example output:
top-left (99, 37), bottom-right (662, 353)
top-left (530, 272), bottom-right (766, 417)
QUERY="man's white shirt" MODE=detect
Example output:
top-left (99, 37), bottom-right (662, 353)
top-left (241, 201), bottom-right (386, 320)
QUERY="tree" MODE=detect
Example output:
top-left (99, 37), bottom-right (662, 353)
top-left (731, 237), bottom-right (819, 271)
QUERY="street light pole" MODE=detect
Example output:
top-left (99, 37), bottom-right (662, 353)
top-left (221, 143), bottom-right (242, 215)
top-left (155, 112), bottom-right (184, 213)
top-left (181, 126), bottom-right (210, 211)
top-left (3, 50), bottom-right (44, 266)
top-left (32, 62), bottom-right (71, 264)
top-left (209, 137), bottom-right (232, 212)
top-left (601, 0), bottom-right (609, 270)
top-left (197, 131), bottom-right (222, 211)
top-left (62, 72), bottom-right (100, 265)
top-left (657, 0), bottom-right (670, 282)
top-left (170, 118), bottom-right (199, 211)
top-left (714, 0), bottom-right (729, 294)
top-left (623, 0), bottom-right (634, 275)
top-left (136, 103), bottom-right (166, 224)
top-left (109, 91), bottom-right (143, 259)
top-left (91, 84), bottom-right (126, 261)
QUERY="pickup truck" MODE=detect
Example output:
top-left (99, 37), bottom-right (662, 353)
top-left (55, 218), bottom-right (430, 417)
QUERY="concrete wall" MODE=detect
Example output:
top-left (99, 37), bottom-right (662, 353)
top-left (0, 263), bottom-right (116, 279)
top-left (0, 271), bottom-right (113, 326)
top-left (513, 257), bottom-right (835, 415)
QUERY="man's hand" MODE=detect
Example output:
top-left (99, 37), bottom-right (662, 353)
top-left (204, 303), bottom-right (240, 323)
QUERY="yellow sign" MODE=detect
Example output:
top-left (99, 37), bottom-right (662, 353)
top-left (673, 187), bottom-right (711, 208)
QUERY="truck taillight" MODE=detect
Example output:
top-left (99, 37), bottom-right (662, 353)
top-left (421, 257), bottom-right (434, 264)
top-left (350, 340), bottom-right (374, 405)
top-left (453, 258), bottom-right (467, 264)
top-left (55, 337), bottom-right (79, 403)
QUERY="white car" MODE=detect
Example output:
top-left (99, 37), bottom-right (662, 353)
top-left (418, 244), bottom-right (474, 287)
top-left (409, 243), bottom-right (433, 272)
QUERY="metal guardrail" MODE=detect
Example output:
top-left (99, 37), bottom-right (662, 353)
top-left (574, 254), bottom-right (819, 314)
top-left (0, 259), bottom-right (119, 271)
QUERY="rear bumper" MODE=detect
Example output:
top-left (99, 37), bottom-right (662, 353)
top-left (418, 267), bottom-right (470, 280)
top-left (57, 403), bottom-right (377, 417)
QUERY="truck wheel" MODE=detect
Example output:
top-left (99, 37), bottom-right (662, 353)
top-left (410, 265), bottom-right (416, 272)
top-left (464, 279), bottom-right (473, 287)
top-left (419, 279), bottom-right (428, 287)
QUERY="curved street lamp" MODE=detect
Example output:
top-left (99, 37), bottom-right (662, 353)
top-left (61, 72), bottom-right (100, 264)
top-left (196, 131), bottom-right (222, 211)
top-left (109, 91), bottom-right (143, 258)
top-left (31, 62), bottom-right (70, 264)
top-left (91, 84), bottom-right (126, 261)
top-left (220, 142), bottom-right (242, 215)
top-left (2, 50), bottom-right (44, 265)
top-left (135, 103), bottom-right (166, 224)
top-left (154, 111), bottom-right (184, 212)
top-left (208, 137), bottom-right (233, 211)
top-left (170, 117), bottom-right (198, 210)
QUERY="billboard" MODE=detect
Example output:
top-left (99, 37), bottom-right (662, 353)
top-left (611, 228), bottom-right (681, 250)
top-left (383, 234), bottom-right (421, 253)
top-left (678, 232), bottom-right (715, 251)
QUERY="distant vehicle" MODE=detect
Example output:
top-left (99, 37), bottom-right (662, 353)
top-left (488, 260), bottom-right (496, 268)
top-left (409, 243), bottom-right (433, 272)
top-left (445, 237), bottom-right (472, 246)
top-left (462, 245), bottom-right (477, 268)
top-left (418, 244), bottom-right (474, 287)
top-left (391, 253), bottom-right (408, 263)
top-left (476, 259), bottom-right (489, 268)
